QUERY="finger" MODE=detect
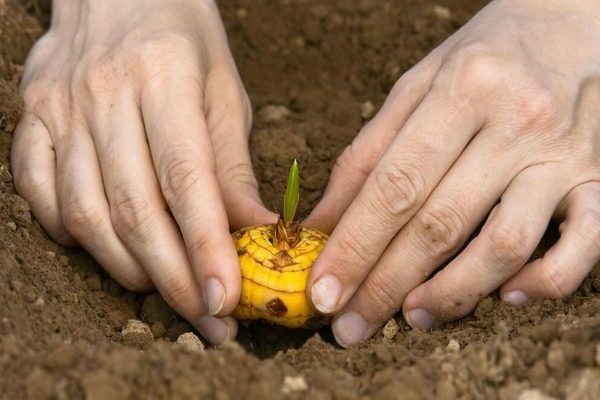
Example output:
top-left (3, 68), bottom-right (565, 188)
top-left (142, 71), bottom-right (240, 317)
top-left (198, 315), bottom-right (238, 345)
top-left (204, 69), bottom-right (277, 229)
top-left (501, 182), bottom-right (600, 303)
top-left (308, 83), bottom-right (487, 315)
top-left (87, 92), bottom-right (221, 335)
top-left (305, 57), bottom-right (442, 233)
top-left (55, 128), bottom-right (153, 292)
top-left (402, 167), bottom-right (566, 329)
top-left (11, 113), bottom-right (74, 245)
top-left (329, 126), bottom-right (519, 346)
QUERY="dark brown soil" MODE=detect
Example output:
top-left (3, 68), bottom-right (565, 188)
top-left (1, 0), bottom-right (600, 399)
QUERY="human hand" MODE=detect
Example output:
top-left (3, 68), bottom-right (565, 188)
top-left (11, 0), bottom-right (276, 344)
top-left (306, 0), bottom-right (600, 347)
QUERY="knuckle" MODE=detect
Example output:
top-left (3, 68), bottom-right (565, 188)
top-left (110, 187), bottom-right (154, 242)
top-left (206, 94), bottom-right (250, 139)
top-left (414, 205), bottom-right (466, 257)
top-left (77, 57), bottom-right (117, 98)
top-left (333, 143), bottom-right (367, 180)
top-left (515, 86), bottom-right (557, 132)
top-left (370, 163), bottom-right (423, 220)
top-left (387, 66), bottom-right (428, 105)
top-left (218, 161), bottom-right (258, 193)
top-left (22, 80), bottom-right (66, 109)
top-left (13, 162), bottom-right (49, 201)
top-left (577, 209), bottom-right (600, 251)
top-left (119, 271), bottom-right (153, 292)
top-left (187, 231), bottom-right (215, 262)
top-left (540, 267), bottom-right (571, 300)
top-left (362, 273), bottom-right (400, 314)
top-left (334, 225), bottom-right (374, 270)
top-left (21, 81), bottom-right (46, 105)
top-left (62, 198), bottom-right (104, 238)
top-left (436, 285), bottom-right (474, 318)
top-left (160, 273), bottom-right (195, 311)
top-left (159, 148), bottom-right (208, 206)
top-left (447, 43), bottom-right (504, 95)
top-left (485, 224), bottom-right (531, 268)
top-left (134, 32), bottom-right (198, 76)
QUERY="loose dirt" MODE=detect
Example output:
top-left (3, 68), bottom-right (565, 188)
top-left (1, 1), bottom-right (599, 399)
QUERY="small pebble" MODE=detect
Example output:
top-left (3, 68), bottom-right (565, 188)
top-left (121, 320), bottom-right (154, 349)
top-left (236, 7), bottom-right (248, 19)
top-left (281, 375), bottom-right (308, 394)
top-left (176, 332), bottom-right (205, 353)
top-left (46, 251), bottom-right (56, 259)
top-left (24, 288), bottom-right (37, 303)
top-left (1, 317), bottom-right (12, 334)
top-left (517, 389), bottom-right (556, 400)
top-left (382, 318), bottom-right (400, 340)
top-left (85, 275), bottom-right (102, 291)
top-left (361, 101), bottom-right (375, 120)
top-left (258, 105), bottom-right (291, 123)
top-left (10, 195), bottom-right (32, 228)
top-left (6, 221), bottom-right (16, 231)
top-left (595, 344), bottom-right (600, 367)
top-left (433, 5), bottom-right (452, 19)
top-left (447, 339), bottom-right (460, 353)
top-left (9, 278), bottom-right (23, 293)
top-left (0, 164), bottom-right (12, 182)
top-left (301, 19), bottom-right (323, 44)
top-left (293, 35), bottom-right (306, 48)
top-left (151, 322), bottom-right (166, 338)
top-left (58, 255), bottom-right (69, 266)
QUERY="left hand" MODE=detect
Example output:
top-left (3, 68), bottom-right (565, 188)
top-left (305, 0), bottom-right (600, 347)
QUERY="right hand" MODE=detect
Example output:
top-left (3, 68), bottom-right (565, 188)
top-left (11, 0), bottom-right (276, 344)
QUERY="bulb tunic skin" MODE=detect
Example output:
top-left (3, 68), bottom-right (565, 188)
top-left (232, 224), bottom-right (328, 328)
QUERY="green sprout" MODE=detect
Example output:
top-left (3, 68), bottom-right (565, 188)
top-left (283, 159), bottom-right (299, 223)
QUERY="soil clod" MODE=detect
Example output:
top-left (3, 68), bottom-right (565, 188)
top-left (121, 319), bottom-right (153, 349)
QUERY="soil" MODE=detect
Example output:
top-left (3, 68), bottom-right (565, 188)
top-left (1, 0), bottom-right (600, 399)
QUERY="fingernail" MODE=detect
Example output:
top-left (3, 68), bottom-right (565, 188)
top-left (311, 275), bottom-right (342, 313)
top-left (332, 311), bottom-right (367, 348)
top-left (204, 278), bottom-right (225, 316)
top-left (503, 290), bottom-right (528, 306)
top-left (405, 308), bottom-right (434, 330)
top-left (196, 315), bottom-right (230, 345)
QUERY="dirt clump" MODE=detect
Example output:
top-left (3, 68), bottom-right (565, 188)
top-left (1, 0), bottom-right (599, 399)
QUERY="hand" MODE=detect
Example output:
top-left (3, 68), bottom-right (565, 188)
top-left (306, 0), bottom-right (600, 347)
top-left (11, 0), bottom-right (276, 344)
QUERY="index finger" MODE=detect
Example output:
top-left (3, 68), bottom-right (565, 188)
top-left (308, 90), bottom-right (486, 314)
top-left (142, 72), bottom-right (240, 318)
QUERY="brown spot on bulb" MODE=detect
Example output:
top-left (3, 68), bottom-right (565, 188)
top-left (266, 298), bottom-right (287, 317)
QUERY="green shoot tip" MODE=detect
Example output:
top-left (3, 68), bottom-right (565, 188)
top-left (283, 159), bottom-right (299, 223)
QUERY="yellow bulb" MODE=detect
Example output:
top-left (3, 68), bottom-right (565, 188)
top-left (232, 223), bottom-right (329, 328)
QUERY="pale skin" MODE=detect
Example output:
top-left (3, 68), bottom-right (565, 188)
top-left (12, 0), bottom-right (600, 346)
